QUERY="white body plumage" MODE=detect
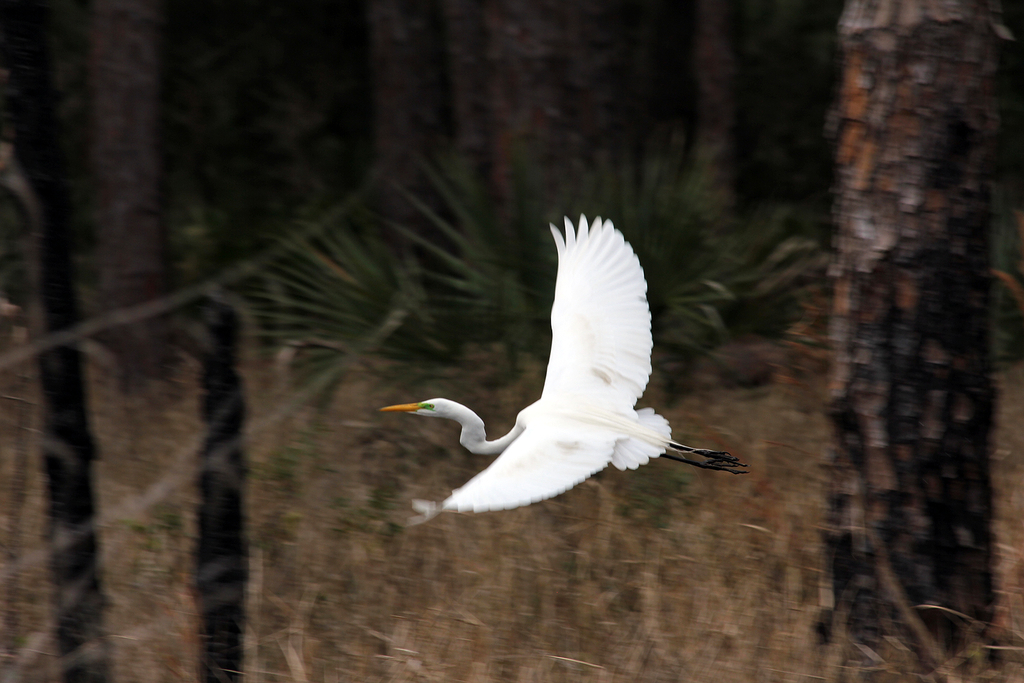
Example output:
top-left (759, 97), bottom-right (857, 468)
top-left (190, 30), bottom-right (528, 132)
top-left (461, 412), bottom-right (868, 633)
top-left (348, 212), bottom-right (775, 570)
top-left (382, 215), bottom-right (743, 521)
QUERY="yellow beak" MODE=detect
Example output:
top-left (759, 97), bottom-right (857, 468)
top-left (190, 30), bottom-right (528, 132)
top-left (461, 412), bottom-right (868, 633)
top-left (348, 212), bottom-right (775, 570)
top-left (379, 403), bottom-right (422, 412)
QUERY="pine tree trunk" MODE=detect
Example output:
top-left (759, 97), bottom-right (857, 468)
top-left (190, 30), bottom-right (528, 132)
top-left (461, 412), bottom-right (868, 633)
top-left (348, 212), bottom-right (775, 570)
top-left (486, 0), bottom-right (627, 201)
top-left (562, 0), bottom-right (629, 161)
top-left (827, 0), bottom-right (999, 667)
top-left (441, 0), bottom-right (493, 182)
top-left (366, 0), bottom-right (447, 236)
top-left (0, 2), bottom-right (110, 681)
top-left (377, 0), bottom-right (635, 228)
top-left (90, 0), bottom-right (169, 391)
top-left (485, 0), bottom-right (561, 203)
top-left (196, 297), bottom-right (247, 683)
top-left (694, 0), bottom-right (735, 203)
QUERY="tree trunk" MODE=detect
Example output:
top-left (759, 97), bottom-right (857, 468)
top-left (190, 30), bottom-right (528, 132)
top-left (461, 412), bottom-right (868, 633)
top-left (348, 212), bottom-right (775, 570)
top-left (196, 296), bottom-right (247, 683)
top-left (0, 2), bottom-right (111, 681)
top-left (694, 0), bottom-right (735, 203)
top-left (90, 0), bottom-right (169, 391)
top-left (1, 360), bottom-right (31, 678)
top-left (366, 0), bottom-right (447, 236)
top-left (562, 0), bottom-right (629, 162)
top-left (375, 0), bottom-right (637, 229)
top-left (441, 0), bottom-right (493, 182)
top-left (486, 0), bottom-right (628, 202)
top-left (826, 0), bottom-right (999, 668)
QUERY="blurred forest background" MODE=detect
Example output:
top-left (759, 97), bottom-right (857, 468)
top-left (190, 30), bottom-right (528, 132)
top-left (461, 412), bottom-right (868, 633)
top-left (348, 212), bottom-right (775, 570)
top-left (3, 0), bottom-right (1024, 682)
top-left (1, 0), bottom-right (1023, 365)
top-left (0, 0), bottom-right (1015, 370)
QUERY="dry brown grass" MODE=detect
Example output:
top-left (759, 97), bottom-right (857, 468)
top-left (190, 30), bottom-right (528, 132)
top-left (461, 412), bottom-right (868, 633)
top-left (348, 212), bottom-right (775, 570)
top-left (3, 343), bottom-right (1024, 682)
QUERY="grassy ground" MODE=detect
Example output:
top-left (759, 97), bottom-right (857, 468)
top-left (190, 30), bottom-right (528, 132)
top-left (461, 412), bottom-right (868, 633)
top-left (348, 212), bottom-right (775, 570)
top-left (3, 342), bottom-right (1024, 682)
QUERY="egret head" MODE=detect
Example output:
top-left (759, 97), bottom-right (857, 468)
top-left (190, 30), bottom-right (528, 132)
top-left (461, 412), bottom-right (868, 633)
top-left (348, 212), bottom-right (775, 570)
top-left (379, 398), bottom-right (450, 417)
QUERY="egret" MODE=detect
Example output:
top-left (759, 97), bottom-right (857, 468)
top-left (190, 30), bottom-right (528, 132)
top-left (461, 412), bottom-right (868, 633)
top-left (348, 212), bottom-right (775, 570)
top-left (382, 215), bottom-right (746, 521)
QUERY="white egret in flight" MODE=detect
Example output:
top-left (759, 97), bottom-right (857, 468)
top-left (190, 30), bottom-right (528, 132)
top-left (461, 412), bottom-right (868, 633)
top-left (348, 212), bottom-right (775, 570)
top-left (382, 216), bottom-right (746, 521)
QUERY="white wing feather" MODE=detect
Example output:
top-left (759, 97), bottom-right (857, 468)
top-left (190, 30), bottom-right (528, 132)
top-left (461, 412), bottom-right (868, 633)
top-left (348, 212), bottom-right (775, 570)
top-left (439, 417), bottom-right (617, 513)
top-left (543, 216), bottom-right (653, 410)
top-left (424, 216), bottom-right (669, 516)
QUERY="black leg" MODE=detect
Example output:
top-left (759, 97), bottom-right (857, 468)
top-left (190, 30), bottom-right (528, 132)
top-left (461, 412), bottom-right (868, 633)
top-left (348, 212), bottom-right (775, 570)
top-left (663, 443), bottom-right (748, 474)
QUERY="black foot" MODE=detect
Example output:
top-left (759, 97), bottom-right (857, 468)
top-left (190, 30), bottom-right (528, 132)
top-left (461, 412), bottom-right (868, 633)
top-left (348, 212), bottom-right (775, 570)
top-left (663, 443), bottom-right (748, 474)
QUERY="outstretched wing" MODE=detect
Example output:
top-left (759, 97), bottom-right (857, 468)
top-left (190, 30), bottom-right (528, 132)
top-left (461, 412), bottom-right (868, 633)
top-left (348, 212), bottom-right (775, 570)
top-left (543, 216), bottom-right (653, 411)
top-left (411, 217), bottom-right (659, 521)
top-left (435, 416), bottom-right (618, 513)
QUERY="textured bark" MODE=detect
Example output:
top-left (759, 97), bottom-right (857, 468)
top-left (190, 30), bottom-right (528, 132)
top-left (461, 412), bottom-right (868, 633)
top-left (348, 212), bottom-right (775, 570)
top-left (90, 0), bottom-right (169, 390)
top-left (366, 0), bottom-right (447, 235)
top-left (0, 2), bottom-right (110, 681)
top-left (694, 0), bottom-right (736, 202)
top-left (196, 297), bottom-right (247, 683)
top-left (827, 0), bottom-right (998, 666)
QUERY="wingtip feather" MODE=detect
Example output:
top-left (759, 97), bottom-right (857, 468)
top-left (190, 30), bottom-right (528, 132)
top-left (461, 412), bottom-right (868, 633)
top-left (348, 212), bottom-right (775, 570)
top-left (550, 223), bottom-right (566, 254)
top-left (566, 217), bottom-right (580, 252)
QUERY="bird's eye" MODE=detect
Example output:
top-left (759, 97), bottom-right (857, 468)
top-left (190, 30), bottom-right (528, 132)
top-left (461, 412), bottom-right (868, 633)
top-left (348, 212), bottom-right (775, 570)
top-left (420, 402), bottom-right (434, 410)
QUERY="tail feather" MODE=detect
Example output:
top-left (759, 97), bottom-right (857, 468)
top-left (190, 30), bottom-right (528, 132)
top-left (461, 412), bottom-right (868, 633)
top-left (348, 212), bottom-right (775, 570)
top-left (610, 407), bottom-right (671, 471)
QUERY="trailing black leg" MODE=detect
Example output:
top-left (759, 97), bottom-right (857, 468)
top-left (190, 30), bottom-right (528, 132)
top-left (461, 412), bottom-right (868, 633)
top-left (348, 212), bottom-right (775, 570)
top-left (664, 442), bottom-right (748, 474)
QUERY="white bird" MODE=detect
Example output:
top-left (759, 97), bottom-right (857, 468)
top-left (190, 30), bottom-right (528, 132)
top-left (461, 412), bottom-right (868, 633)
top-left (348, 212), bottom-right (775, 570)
top-left (382, 215), bottom-right (746, 522)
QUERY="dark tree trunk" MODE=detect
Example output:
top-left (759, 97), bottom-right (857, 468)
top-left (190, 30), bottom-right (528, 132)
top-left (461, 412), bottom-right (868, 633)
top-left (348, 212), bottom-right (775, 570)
top-left (196, 296), bottom-right (247, 683)
top-left (826, 0), bottom-right (999, 669)
top-left (561, 0), bottom-right (629, 160)
top-left (0, 2), bottom-right (110, 682)
top-left (441, 0), bottom-right (493, 182)
top-left (1, 363), bottom-right (31, 677)
top-left (90, 0), bottom-right (169, 391)
top-left (372, 0), bottom-right (638, 230)
top-left (693, 0), bottom-right (735, 203)
top-left (486, 0), bottom-right (628, 202)
top-left (366, 0), bottom-right (448, 236)
top-left (483, 0), bottom-right (559, 207)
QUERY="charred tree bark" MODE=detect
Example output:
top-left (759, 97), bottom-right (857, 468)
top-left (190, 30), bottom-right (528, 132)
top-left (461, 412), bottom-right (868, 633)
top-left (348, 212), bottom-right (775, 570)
top-left (0, 2), bottom-right (110, 681)
top-left (366, 0), bottom-right (447, 236)
top-left (694, 0), bottom-right (736, 203)
top-left (826, 0), bottom-right (999, 667)
top-left (196, 296), bottom-right (247, 683)
top-left (90, 0), bottom-right (169, 391)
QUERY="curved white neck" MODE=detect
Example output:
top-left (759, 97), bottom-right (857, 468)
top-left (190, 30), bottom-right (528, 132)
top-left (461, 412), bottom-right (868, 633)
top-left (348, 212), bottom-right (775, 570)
top-left (443, 401), bottom-right (523, 455)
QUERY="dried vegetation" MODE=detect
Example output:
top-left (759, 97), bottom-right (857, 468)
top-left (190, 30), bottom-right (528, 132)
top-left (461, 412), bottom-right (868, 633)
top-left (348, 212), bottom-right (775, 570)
top-left (3, 340), bottom-right (1024, 682)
